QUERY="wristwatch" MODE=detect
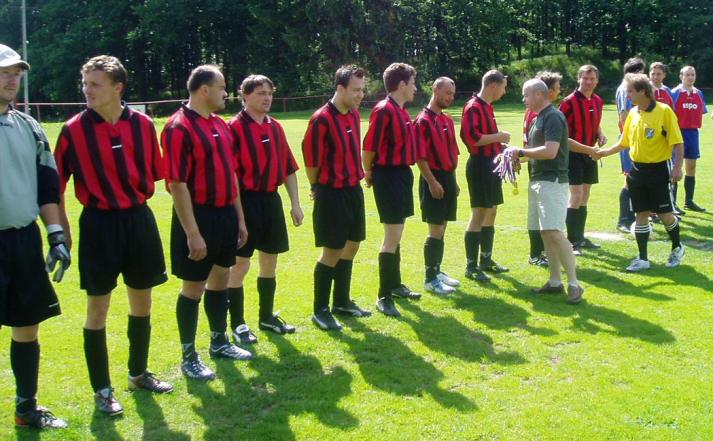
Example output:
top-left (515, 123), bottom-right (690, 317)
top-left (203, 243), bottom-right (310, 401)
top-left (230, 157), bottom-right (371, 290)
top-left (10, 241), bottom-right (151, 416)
top-left (518, 149), bottom-right (525, 158)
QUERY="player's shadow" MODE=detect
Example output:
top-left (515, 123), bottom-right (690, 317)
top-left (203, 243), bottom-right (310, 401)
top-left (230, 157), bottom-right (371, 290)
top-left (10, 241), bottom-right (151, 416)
top-left (397, 300), bottom-right (528, 364)
top-left (335, 319), bottom-right (477, 412)
top-left (576, 267), bottom-right (674, 302)
top-left (13, 428), bottom-right (40, 441)
top-left (498, 274), bottom-right (676, 345)
top-left (132, 392), bottom-right (191, 441)
top-left (89, 407), bottom-right (125, 441)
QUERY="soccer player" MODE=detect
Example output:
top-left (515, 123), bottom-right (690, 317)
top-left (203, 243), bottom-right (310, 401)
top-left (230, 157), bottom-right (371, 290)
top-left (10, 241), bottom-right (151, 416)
top-left (162, 65), bottom-right (252, 382)
top-left (55, 56), bottom-right (172, 417)
top-left (227, 75), bottom-right (303, 341)
top-left (558, 65), bottom-right (607, 254)
top-left (615, 58), bottom-right (646, 232)
top-left (302, 65), bottom-right (372, 330)
top-left (523, 71), bottom-right (563, 267)
top-left (415, 77), bottom-right (461, 295)
top-left (363, 62), bottom-right (421, 318)
top-left (460, 69), bottom-right (510, 283)
top-left (516, 79), bottom-right (584, 304)
top-left (1, 43), bottom-right (69, 429)
top-left (594, 74), bottom-right (685, 271)
top-left (671, 65), bottom-right (708, 212)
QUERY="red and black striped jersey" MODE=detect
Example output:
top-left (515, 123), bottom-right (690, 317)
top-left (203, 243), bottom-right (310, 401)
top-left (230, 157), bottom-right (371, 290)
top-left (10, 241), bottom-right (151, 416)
top-left (460, 95), bottom-right (503, 157)
top-left (161, 104), bottom-right (237, 208)
top-left (363, 96), bottom-right (417, 166)
top-left (522, 109), bottom-right (538, 145)
top-left (228, 110), bottom-right (299, 193)
top-left (558, 90), bottom-right (603, 147)
top-left (414, 107), bottom-right (459, 171)
top-left (54, 106), bottom-right (164, 210)
top-left (302, 102), bottom-right (364, 188)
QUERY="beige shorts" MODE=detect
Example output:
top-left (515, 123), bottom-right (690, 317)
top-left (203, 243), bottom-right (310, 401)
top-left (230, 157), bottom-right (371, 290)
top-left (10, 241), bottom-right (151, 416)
top-left (527, 180), bottom-right (568, 231)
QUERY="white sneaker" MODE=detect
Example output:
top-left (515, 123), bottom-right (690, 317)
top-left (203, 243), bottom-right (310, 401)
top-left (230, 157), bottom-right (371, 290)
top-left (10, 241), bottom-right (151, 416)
top-left (626, 258), bottom-right (651, 272)
top-left (665, 245), bottom-right (685, 268)
top-left (436, 272), bottom-right (460, 287)
top-left (424, 278), bottom-right (456, 295)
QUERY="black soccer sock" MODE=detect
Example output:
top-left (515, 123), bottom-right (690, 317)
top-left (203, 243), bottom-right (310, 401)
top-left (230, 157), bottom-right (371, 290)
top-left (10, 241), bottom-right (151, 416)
top-left (528, 230), bottom-right (544, 258)
top-left (332, 259), bottom-right (353, 307)
top-left (395, 245), bottom-right (402, 286)
top-left (634, 224), bottom-right (650, 261)
top-left (176, 294), bottom-right (200, 359)
top-left (434, 237), bottom-right (445, 274)
top-left (464, 231), bottom-right (481, 270)
top-left (566, 208), bottom-right (578, 243)
top-left (424, 237), bottom-right (440, 281)
top-left (580, 206), bottom-right (588, 242)
top-left (480, 226), bottom-right (495, 258)
top-left (313, 262), bottom-right (334, 312)
top-left (83, 328), bottom-right (111, 392)
top-left (204, 289), bottom-right (229, 345)
top-left (228, 287), bottom-right (245, 331)
top-left (619, 188), bottom-right (633, 224)
top-left (11, 339), bottom-right (39, 413)
top-left (684, 175), bottom-right (695, 204)
top-left (127, 315), bottom-right (151, 377)
top-left (378, 252), bottom-right (397, 298)
top-left (665, 217), bottom-right (682, 249)
top-left (257, 277), bottom-right (277, 321)
top-left (672, 182), bottom-right (679, 205)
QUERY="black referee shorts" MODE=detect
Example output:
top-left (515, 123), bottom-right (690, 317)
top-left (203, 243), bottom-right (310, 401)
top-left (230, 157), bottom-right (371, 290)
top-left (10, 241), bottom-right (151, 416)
top-left (419, 170), bottom-right (457, 224)
top-left (627, 161), bottom-right (674, 214)
top-left (313, 184), bottom-right (366, 249)
top-left (372, 165), bottom-right (414, 224)
top-left (79, 205), bottom-right (167, 296)
top-left (466, 155), bottom-right (503, 208)
top-left (0, 223), bottom-right (61, 327)
top-left (171, 205), bottom-right (238, 282)
top-left (237, 191), bottom-right (289, 257)
top-left (568, 152), bottom-right (599, 185)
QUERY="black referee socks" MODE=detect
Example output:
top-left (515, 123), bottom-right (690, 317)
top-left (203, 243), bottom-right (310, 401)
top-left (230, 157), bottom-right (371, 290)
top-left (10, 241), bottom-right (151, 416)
top-left (127, 315), bottom-right (151, 377)
top-left (333, 259), bottom-right (353, 307)
top-left (634, 223), bottom-right (650, 261)
top-left (84, 327), bottom-right (111, 392)
top-left (228, 287), bottom-right (245, 330)
top-left (313, 263), bottom-right (334, 312)
top-left (424, 237), bottom-right (443, 281)
top-left (257, 277), bottom-right (277, 321)
top-left (176, 294), bottom-right (200, 359)
top-left (204, 289), bottom-right (229, 345)
top-left (11, 339), bottom-right (39, 413)
top-left (665, 217), bottom-right (681, 249)
top-left (464, 231), bottom-right (481, 270)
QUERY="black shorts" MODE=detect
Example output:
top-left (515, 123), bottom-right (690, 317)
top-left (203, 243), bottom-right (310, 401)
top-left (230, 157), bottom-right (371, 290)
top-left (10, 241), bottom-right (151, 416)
top-left (313, 184), bottom-right (366, 249)
top-left (171, 205), bottom-right (238, 281)
top-left (568, 152), bottom-right (599, 185)
top-left (237, 191), bottom-right (289, 257)
top-left (372, 165), bottom-right (414, 224)
top-left (0, 223), bottom-right (60, 327)
top-left (79, 205), bottom-right (167, 296)
top-left (466, 155), bottom-right (503, 208)
top-left (627, 161), bottom-right (674, 214)
top-left (419, 170), bottom-right (457, 224)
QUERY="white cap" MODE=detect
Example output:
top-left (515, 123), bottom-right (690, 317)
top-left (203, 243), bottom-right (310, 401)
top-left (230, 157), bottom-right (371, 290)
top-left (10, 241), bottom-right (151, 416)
top-left (0, 44), bottom-right (30, 70)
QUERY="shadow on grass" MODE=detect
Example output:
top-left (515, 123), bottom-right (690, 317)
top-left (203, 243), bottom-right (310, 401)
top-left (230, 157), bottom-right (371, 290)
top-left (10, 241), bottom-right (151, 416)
top-left (577, 267), bottom-right (674, 302)
top-left (13, 427), bottom-right (39, 441)
top-left (132, 392), bottom-right (191, 441)
top-left (335, 319), bottom-right (477, 412)
top-left (90, 407), bottom-right (125, 441)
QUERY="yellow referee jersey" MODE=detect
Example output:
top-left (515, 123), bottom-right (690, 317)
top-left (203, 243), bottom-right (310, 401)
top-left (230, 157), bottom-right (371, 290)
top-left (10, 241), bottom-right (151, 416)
top-left (620, 101), bottom-right (683, 163)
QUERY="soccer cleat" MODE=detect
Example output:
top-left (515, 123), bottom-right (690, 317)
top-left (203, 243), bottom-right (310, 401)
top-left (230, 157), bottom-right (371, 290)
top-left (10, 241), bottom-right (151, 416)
top-left (684, 201), bottom-right (706, 212)
top-left (259, 313), bottom-right (296, 335)
top-left (578, 238), bottom-right (601, 249)
top-left (528, 255), bottom-right (549, 267)
top-left (332, 300), bottom-right (372, 317)
top-left (566, 285), bottom-right (584, 304)
top-left (94, 388), bottom-right (124, 417)
top-left (673, 205), bottom-right (686, 216)
top-left (391, 284), bottom-right (422, 300)
top-left (478, 258), bottom-right (509, 273)
top-left (424, 278), bottom-right (456, 296)
top-left (531, 281), bottom-right (565, 294)
top-left (209, 340), bottom-right (254, 360)
top-left (233, 324), bottom-right (258, 345)
top-left (464, 267), bottom-right (491, 283)
top-left (572, 243), bottom-right (583, 256)
top-left (625, 258), bottom-right (651, 273)
top-left (616, 223), bottom-right (631, 234)
top-left (181, 354), bottom-right (216, 380)
top-left (15, 406), bottom-right (68, 429)
top-left (665, 245), bottom-right (685, 268)
top-left (128, 371), bottom-right (174, 394)
top-left (312, 306), bottom-right (343, 331)
top-left (376, 297), bottom-right (401, 317)
top-left (436, 272), bottom-right (460, 287)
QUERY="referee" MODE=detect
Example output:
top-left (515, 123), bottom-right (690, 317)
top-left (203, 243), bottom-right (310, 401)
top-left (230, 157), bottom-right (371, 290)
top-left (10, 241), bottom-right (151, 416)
top-left (363, 62), bottom-right (421, 318)
top-left (303, 65), bottom-right (372, 331)
top-left (162, 65), bottom-right (252, 382)
top-left (227, 75), bottom-right (303, 342)
top-left (595, 74), bottom-right (685, 272)
top-left (55, 56), bottom-right (172, 417)
top-left (1, 44), bottom-right (69, 429)
top-left (415, 77), bottom-right (461, 295)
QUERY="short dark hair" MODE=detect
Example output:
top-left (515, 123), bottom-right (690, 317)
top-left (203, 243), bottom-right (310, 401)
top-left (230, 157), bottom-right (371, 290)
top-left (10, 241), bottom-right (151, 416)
top-left (482, 69), bottom-right (506, 88)
top-left (535, 71), bottom-right (563, 90)
top-left (240, 74), bottom-right (274, 97)
top-left (383, 63), bottom-right (416, 92)
top-left (649, 61), bottom-right (667, 74)
top-left (82, 55), bottom-right (128, 90)
top-left (335, 65), bottom-right (365, 89)
top-left (577, 65), bottom-right (599, 79)
top-left (623, 57), bottom-right (646, 74)
top-left (625, 73), bottom-right (653, 100)
top-left (187, 64), bottom-right (222, 93)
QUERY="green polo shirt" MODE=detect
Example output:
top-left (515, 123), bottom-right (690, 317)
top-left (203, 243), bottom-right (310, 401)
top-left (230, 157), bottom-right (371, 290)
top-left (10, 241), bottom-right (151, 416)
top-left (526, 104), bottom-right (570, 183)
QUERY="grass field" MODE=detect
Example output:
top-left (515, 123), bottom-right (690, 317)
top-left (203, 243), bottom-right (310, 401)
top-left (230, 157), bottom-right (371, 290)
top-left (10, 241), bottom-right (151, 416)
top-left (2, 102), bottom-right (712, 441)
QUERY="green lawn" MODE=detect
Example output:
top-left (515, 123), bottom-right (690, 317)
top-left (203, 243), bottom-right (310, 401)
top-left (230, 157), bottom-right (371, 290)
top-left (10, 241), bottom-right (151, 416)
top-left (2, 102), bottom-right (712, 441)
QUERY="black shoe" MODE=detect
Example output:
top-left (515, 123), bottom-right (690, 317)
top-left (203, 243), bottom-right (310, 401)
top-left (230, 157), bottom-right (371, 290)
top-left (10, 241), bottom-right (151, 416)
top-left (128, 371), bottom-right (174, 394)
top-left (15, 406), bottom-right (68, 429)
top-left (209, 339), bottom-right (253, 360)
top-left (684, 201), bottom-right (706, 212)
top-left (616, 223), bottom-right (630, 233)
top-left (464, 267), bottom-right (491, 282)
top-left (259, 313), bottom-right (296, 334)
top-left (478, 258), bottom-right (509, 273)
top-left (94, 388), bottom-right (124, 417)
top-left (332, 300), bottom-right (372, 317)
top-left (673, 205), bottom-right (686, 216)
top-left (181, 354), bottom-right (215, 380)
top-left (572, 243), bottom-right (583, 256)
top-left (391, 284), bottom-right (422, 300)
top-left (578, 238), bottom-right (601, 249)
top-left (311, 306), bottom-right (342, 331)
top-left (376, 297), bottom-right (401, 317)
top-left (233, 324), bottom-right (258, 345)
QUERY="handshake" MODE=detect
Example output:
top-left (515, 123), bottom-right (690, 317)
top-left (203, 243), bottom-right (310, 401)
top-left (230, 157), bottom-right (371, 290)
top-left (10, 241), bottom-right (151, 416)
top-left (588, 146), bottom-right (611, 161)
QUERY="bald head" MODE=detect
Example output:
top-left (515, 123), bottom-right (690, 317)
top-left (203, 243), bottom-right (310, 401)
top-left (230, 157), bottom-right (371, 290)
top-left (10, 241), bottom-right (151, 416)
top-left (429, 76), bottom-right (456, 112)
top-left (523, 79), bottom-right (548, 96)
top-left (433, 76), bottom-right (454, 90)
top-left (522, 79), bottom-right (549, 112)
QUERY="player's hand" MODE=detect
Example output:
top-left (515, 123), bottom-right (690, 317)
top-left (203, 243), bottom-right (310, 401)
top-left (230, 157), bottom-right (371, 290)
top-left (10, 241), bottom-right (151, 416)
top-left (291, 205), bottom-right (304, 226)
top-left (45, 229), bottom-right (71, 282)
top-left (597, 133), bottom-right (608, 147)
top-left (364, 169), bottom-right (373, 188)
top-left (670, 167), bottom-right (683, 183)
top-left (237, 223), bottom-right (248, 249)
top-left (499, 131), bottom-right (511, 144)
top-left (428, 180), bottom-right (444, 199)
top-left (187, 231), bottom-right (207, 261)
